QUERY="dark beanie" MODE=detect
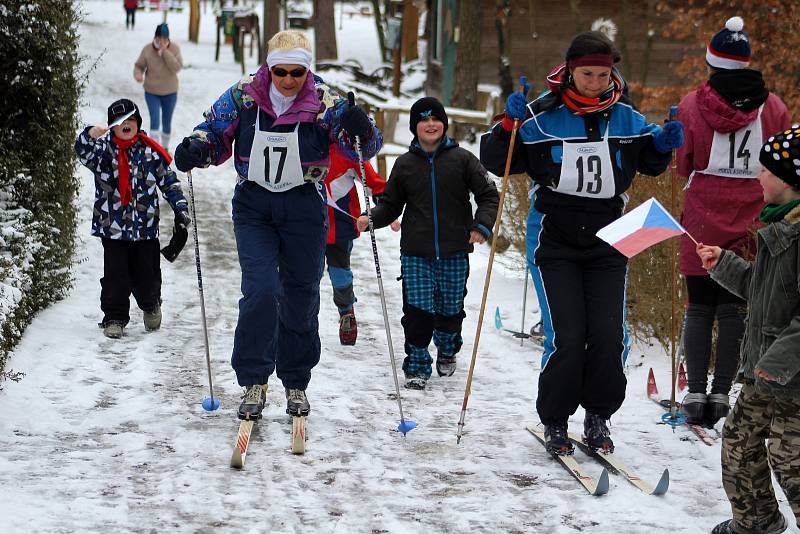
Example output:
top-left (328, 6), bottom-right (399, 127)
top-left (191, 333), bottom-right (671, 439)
top-left (107, 98), bottom-right (142, 128)
top-left (409, 97), bottom-right (448, 136)
top-left (759, 126), bottom-right (800, 188)
top-left (706, 16), bottom-right (750, 70)
top-left (155, 23), bottom-right (169, 38)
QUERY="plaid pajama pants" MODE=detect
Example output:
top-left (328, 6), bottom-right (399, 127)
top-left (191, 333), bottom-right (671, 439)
top-left (400, 254), bottom-right (469, 378)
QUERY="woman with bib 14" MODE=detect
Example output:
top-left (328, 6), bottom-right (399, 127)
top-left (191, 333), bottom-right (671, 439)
top-left (480, 31), bottom-right (682, 455)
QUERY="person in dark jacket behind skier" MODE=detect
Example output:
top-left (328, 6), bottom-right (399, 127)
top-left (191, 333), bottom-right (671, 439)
top-left (358, 97), bottom-right (499, 390)
top-left (480, 31), bottom-right (682, 455)
top-left (174, 30), bottom-right (381, 420)
top-left (75, 98), bottom-right (190, 339)
top-left (676, 16), bottom-right (791, 426)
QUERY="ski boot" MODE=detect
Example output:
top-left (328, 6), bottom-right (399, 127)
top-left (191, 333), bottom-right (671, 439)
top-left (435, 352), bottom-right (457, 377)
top-left (583, 412), bottom-right (614, 453)
top-left (544, 421), bottom-right (573, 455)
top-left (103, 321), bottom-right (124, 339)
top-left (404, 375), bottom-right (428, 390)
top-left (286, 389), bottom-right (311, 417)
top-left (238, 384), bottom-right (268, 420)
top-left (707, 393), bottom-right (730, 424)
top-left (143, 306), bottom-right (162, 332)
top-left (680, 392), bottom-right (708, 424)
top-left (338, 310), bottom-right (357, 345)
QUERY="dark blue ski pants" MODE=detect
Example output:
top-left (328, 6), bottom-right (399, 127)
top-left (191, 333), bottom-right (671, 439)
top-left (231, 181), bottom-right (327, 389)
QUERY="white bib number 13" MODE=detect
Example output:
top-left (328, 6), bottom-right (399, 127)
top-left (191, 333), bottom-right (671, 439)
top-left (576, 155), bottom-right (603, 195)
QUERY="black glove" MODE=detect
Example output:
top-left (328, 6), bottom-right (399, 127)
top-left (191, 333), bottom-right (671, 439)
top-left (175, 209), bottom-right (191, 229)
top-left (174, 137), bottom-right (209, 173)
top-left (160, 216), bottom-right (189, 263)
top-left (340, 105), bottom-right (371, 139)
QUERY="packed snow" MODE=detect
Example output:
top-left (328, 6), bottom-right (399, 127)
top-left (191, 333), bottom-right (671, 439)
top-left (0, 2), bottom-right (797, 532)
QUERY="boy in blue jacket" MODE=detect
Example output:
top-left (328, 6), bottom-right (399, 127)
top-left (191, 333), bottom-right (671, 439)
top-left (75, 99), bottom-right (190, 339)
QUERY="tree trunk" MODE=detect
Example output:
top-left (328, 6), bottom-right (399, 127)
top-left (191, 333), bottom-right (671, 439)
top-left (495, 0), bottom-right (512, 98)
top-left (189, 0), bottom-right (201, 43)
top-left (314, 0), bottom-right (338, 61)
top-left (401, 0), bottom-right (418, 61)
top-left (262, 0), bottom-right (281, 61)
top-left (371, 0), bottom-right (388, 62)
top-left (451, 2), bottom-right (482, 110)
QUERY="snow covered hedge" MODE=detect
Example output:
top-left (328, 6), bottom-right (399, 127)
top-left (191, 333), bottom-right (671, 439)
top-left (0, 1), bottom-right (81, 384)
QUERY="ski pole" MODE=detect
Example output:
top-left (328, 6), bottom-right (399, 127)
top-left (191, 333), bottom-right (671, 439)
top-left (457, 77), bottom-right (525, 443)
top-left (186, 170), bottom-right (220, 412)
top-left (520, 264), bottom-right (529, 347)
top-left (347, 92), bottom-right (416, 435)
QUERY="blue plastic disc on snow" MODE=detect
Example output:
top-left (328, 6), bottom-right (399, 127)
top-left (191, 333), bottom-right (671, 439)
top-left (397, 420), bottom-right (417, 434)
top-left (661, 410), bottom-right (686, 427)
top-left (202, 397), bottom-right (221, 411)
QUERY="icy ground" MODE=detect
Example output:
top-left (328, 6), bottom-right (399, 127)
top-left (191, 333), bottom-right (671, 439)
top-left (0, 2), bottom-right (797, 533)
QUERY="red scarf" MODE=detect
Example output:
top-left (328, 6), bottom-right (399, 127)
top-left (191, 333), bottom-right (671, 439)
top-left (546, 63), bottom-right (624, 115)
top-left (112, 133), bottom-right (172, 206)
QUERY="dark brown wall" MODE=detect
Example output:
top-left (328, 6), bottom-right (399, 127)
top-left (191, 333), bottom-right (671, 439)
top-left (479, 0), bottom-right (694, 94)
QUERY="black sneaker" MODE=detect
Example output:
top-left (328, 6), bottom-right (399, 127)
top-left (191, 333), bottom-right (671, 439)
top-left (285, 388), bottom-right (310, 416)
top-left (544, 422), bottom-right (573, 455)
top-left (583, 412), bottom-right (614, 453)
top-left (435, 353), bottom-right (456, 377)
top-left (404, 375), bottom-right (428, 390)
top-left (711, 512), bottom-right (787, 534)
top-left (238, 384), bottom-right (268, 420)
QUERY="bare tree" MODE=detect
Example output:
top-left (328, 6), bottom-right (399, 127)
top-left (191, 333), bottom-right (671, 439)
top-left (451, 2), bottom-right (482, 109)
top-left (494, 0), bottom-right (512, 98)
top-left (314, 0), bottom-right (338, 61)
top-left (261, 0), bottom-right (281, 62)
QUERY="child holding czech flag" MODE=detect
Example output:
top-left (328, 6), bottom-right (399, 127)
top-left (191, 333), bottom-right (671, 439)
top-left (480, 31), bottom-right (682, 455)
top-left (697, 128), bottom-right (800, 534)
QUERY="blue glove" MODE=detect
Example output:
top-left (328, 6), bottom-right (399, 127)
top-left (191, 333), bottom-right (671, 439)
top-left (505, 92), bottom-right (528, 121)
top-left (653, 121), bottom-right (684, 153)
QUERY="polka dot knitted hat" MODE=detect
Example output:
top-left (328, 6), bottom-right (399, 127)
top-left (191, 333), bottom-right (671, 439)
top-left (706, 16), bottom-right (751, 70)
top-left (760, 126), bottom-right (800, 187)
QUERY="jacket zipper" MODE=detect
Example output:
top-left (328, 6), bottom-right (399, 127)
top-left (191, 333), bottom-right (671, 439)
top-left (429, 154), bottom-right (440, 259)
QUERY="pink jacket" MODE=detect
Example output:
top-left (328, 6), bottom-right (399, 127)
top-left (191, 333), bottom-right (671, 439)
top-left (677, 83), bottom-right (790, 276)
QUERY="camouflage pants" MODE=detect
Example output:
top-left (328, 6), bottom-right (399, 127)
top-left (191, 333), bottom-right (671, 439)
top-left (721, 381), bottom-right (800, 531)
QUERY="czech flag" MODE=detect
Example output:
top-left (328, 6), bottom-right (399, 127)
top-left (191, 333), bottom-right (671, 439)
top-left (596, 197), bottom-right (685, 258)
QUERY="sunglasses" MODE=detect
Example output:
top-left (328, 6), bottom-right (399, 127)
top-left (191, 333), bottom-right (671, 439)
top-left (271, 67), bottom-right (307, 78)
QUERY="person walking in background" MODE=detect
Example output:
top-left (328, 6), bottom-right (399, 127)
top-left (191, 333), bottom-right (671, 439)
top-left (480, 31), bottom-right (681, 455)
top-left (124, 0), bottom-right (138, 30)
top-left (174, 30), bottom-right (381, 420)
top-left (134, 23), bottom-right (182, 151)
top-left (359, 97), bottom-right (499, 390)
top-left (677, 16), bottom-right (791, 426)
top-left (697, 128), bottom-right (800, 534)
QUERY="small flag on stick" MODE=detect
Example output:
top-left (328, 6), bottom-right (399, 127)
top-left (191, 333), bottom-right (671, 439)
top-left (596, 197), bottom-right (695, 258)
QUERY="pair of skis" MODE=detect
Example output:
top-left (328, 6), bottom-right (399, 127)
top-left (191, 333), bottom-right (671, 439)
top-left (527, 426), bottom-right (669, 496)
top-left (494, 307), bottom-right (543, 344)
top-left (230, 387), bottom-right (307, 469)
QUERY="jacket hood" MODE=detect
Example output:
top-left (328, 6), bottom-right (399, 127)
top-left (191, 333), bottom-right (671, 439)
top-left (696, 82), bottom-right (759, 134)
top-left (410, 136), bottom-right (458, 157)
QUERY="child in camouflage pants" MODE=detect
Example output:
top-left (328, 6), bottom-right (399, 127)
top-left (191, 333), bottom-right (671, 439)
top-left (697, 127), bottom-right (800, 534)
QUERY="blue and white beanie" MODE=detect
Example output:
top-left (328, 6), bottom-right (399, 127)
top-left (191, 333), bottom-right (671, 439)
top-left (706, 16), bottom-right (750, 70)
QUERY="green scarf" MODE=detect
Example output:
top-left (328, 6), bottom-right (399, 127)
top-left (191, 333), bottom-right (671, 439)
top-left (759, 199), bottom-right (800, 223)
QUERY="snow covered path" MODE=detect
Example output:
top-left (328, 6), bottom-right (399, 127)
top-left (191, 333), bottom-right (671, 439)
top-left (1, 3), bottom-right (797, 533)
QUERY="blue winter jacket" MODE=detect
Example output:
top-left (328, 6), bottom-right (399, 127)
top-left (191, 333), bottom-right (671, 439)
top-left (75, 127), bottom-right (188, 241)
top-left (186, 65), bottom-right (382, 184)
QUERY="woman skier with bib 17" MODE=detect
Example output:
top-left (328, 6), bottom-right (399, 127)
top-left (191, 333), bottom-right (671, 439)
top-left (174, 30), bottom-right (381, 421)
